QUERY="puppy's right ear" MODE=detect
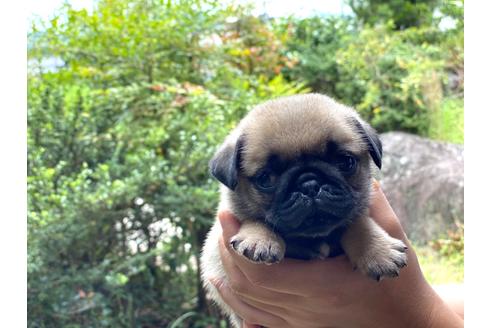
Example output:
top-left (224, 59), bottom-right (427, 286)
top-left (209, 136), bottom-right (244, 190)
top-left (351, 118), bottom-right (383, 170)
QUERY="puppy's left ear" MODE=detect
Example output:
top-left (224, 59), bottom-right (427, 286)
top-left (352, 119), bottom-right (383, 169)
top-left (209, 135), bottom-right (244, 190)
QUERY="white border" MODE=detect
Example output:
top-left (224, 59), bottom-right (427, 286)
top-left (5, 0), bottom-right (483, 326)
top-left (0, 0), bottom-right (27, 325)
top-left (464, 0), bottom-right (492, 326)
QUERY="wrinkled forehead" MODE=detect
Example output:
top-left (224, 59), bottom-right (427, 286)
top-left (240, 101), bottom-right (365, 176)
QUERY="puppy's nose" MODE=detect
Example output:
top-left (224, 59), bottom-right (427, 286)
top-left (300, 179), bottom-right (320, 197)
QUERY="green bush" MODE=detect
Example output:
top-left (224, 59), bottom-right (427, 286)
top-left (347, 0), bottom-right (438, 30)
top-left (278, 16), bottom-right (356, 98)
top-left (28, 0), bottom-right (463, 326)
top-left (280, 0), bottom-right (463, 140)
top-left (335, 23), bottom-right (446, 135)
top-left (28, 1), bottom-right (306, 326)
top-left (282, 18), bottom-right (447, 135)
top-left (415, 221), bottom-right (464, 285)
top-left (428, 97), bottom-right (464, 144)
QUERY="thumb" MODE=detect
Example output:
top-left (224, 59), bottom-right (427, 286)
top-left (369, 180), bottom-right (407, 241)
top-left (243, 321), bottom-right (261, 328)
top-left (218, 210), bottom-right (241, 244)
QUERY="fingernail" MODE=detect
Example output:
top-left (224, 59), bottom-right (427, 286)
top-left (218, 211), bottom-right (241, 234)
top-left (243, 322), bottom-right (262, 328)
top-left (218, 210), bottom-right (228, 220)
top-left (372, 179), bottom-right (380, 191)
top-left (218, 211), bottom-right (232, 227)
top-left (209, 277), bottom-right (222, 288)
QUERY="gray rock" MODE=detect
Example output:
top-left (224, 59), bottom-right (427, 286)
top-left (377, 132), bottom-right (464, 244)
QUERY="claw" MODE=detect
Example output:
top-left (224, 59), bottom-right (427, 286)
top-left (230, 239), bottom-right (239, 249)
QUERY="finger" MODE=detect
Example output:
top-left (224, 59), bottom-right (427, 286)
top-left (369, 180), bottom-right (407, 240)
top-left (216, 240), bottom-right (296, 315)
top-left (231, 248), bottom-right (353, 296)
top-left (210, 278), bottom-right (287, 327)
top-left (218, 210), bottom-right (241, 242)
top-left (218, 231), bottom-right (301, 305)
top-left (218, 212), bottom-right (356, 296)
top-left (369, 181), bottom-right (425, 279)
top-left (217, 211), bottom-right (257, 295)
top-left (218, 234), bottom-right (252, 293)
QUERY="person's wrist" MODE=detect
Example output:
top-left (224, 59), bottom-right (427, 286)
top-left (432, 284), bottom-right (464, 319)
top-left (401, 278), bottom-right (463, 328)
top-left (379, 250), bottom-right (445, 328)
top-left (395, 278), bottom-right (437, 328)
top-left (424, 294), bottom-right (464, 328)
top-left (412, 283), bottom-right (448, 328)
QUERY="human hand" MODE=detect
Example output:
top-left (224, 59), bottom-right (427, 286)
top-left (211, 181), bottom-right (463, 328)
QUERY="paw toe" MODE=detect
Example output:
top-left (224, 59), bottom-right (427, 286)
top-left (230, 237), bottom-right (284, 264)
top-left (358, 246), bottom-right (408, 280)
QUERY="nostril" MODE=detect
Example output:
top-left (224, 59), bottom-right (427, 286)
top-left (319, 184), bottom-right (348, 200)
top-left (300, 180), bottom-right (320, 197)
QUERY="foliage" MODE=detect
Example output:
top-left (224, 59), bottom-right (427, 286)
top-left (28, 0), bottom-right (463, 326)
top-left (430, 221), bottom-right (464, 260)
top-left (278, 16), bottom-right (356, 98)
top-left (347, 0), bottom-right (439, 30)
top-left (280, 0), bottom-right (463, 140)
top-left (414, 245), bottom-right (463, 285)
top-left (28, 1), bottom-right (306, 327)
top-left (428, 97), bottom-right (464, 144)
top-left (415, 221), bottom-right (464, 285)
top-left (221, 14), bottom-right (297, 78)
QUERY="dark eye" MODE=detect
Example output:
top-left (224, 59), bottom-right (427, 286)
top-left (337, 154), bottom-right (358, 174)
top-left (255, 170), bottom-right (276, 192)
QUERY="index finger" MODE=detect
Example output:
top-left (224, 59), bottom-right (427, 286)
top-left (369, 180), bottom-right (408, 241)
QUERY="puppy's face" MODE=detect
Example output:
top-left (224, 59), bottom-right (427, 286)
top-left (210, 94), bottom-right (382, 238)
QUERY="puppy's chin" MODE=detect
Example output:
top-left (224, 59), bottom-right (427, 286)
top-left (263, 160), bottom-right (358, 238)
top-left (265, 207), bottom-right (352, 238)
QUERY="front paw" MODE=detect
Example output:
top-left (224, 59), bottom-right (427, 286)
top-left (355, 237), bottom-right (408, 281)
top-left (230, 235), bottom-right (285, 264)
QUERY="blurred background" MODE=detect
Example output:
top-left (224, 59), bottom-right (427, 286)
top-left (27, 0), bottom-right (464, 327)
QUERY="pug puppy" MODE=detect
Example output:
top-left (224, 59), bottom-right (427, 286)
top-left (200, 93), bottom-right (407, 327)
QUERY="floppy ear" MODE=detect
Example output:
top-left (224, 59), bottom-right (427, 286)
top-left (209, 136), bottom-right (244, 190)
top-left (352, 119), bottom-right (383, 169)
